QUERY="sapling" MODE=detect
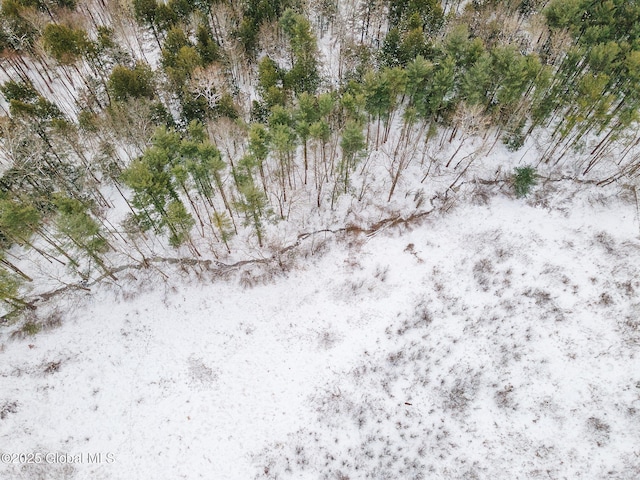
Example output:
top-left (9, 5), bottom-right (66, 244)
top-left (513, 166), bottom-right (537, 197)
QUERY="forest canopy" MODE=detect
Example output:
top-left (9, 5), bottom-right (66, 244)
top-left (0, 0), bottom-right (638, 311)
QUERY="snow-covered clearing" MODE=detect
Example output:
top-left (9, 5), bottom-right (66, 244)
top-left (1, 182), bottom-right (639, 479)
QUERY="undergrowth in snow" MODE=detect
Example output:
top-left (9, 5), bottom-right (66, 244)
top-left (1, 182), bottom-right (639, 479)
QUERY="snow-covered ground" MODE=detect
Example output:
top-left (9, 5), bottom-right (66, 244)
top-left (1, 181), bottom-right (639, 479)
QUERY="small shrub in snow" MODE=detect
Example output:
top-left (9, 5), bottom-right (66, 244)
top-left (317, 329), bottom-right (340, 350)
top-left (386, 350), bottom-right (405, 366)
top-left (443, 382), bottom-right (473, 412)
top-left (525, 288), bottom-right (552, 306)
top-left (503, 126), bottom-right (526, 152)
top-left (617, 280), bottom-right (634, 297)
top-left (390, 304), bottom-right (432, 337)
top-left (304, 236), bottom-right (330, 258)
top-left (374, 264), bottom-right (389, 282)
top-left (21, 321), bottom-right (40, 336)
top-left (513, 166), bottom-right (537, 198)
top-left (239, 270), bottom-right (259, 289)
top-left (593, 231), bottom-right (616, 254)
top-left (471, 183), bottom-right (492, 206)
top-left (188, 357), bottom-right (217, 388)
top-left (43, 360), bottom-right (61, 375)
top-left (494, 384), bottom-right (517, 410)
top-left (473, 258), bottom-right (494, 291)
top-left (624, 315), bottom-right (639, 332)
top-left (40, 310), bottom-right (63, 331)
top-left (587, 417), bottom-right (611, 446)
top-left (599, 292), bottom-right (614, 306)
top-left (12, 309), bottom-right (64, 340)
top-left (0, 400), bottom-right (18, 419)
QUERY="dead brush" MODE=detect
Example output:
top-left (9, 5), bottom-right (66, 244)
top-left (43, 360), bottom-right (62, 375)
top-left (586, 416), bottom-right (611, 446)
top-left (238, 262), bottom-right (285, 289)
top-left (9, 309), bottom-right (61, 340)
top-left (317, 328), bottom-right (341, 350)
top-left (599, 291), bottom-right (614, 306)
top-left (303, 235), bottom-right (331, 258)
top-left (593, 231), bottom-right (616, 255)
top-left (0, 400), bottom-right (18, 419)
top-left (473, 258), bottom-right (495, 291)
top-left (524, 288), bottom-right (553, 306)
top-left (373, 264), bottom-right (389, 282)
top-left (441, 370), bottom-right (482, 413)
top-left (620, 307), bottom-right (640, 345)
top-left (470, 182), bottom-right (493, 206)
top-left (238, 269), bottom-right (259, 289)
top-left (494, 384), bottom-right (517, 410)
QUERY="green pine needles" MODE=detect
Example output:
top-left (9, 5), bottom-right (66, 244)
top-left (513, 166), bottom-right (537, 198)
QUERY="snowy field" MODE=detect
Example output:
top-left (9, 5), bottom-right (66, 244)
top-left (1, 182), bottom-right (640, 479)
